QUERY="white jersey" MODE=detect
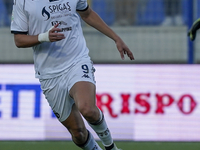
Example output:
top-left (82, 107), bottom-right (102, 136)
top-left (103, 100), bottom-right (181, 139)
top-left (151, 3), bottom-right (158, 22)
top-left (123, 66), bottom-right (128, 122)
top-left (11, 0), bottom-right (90, 79)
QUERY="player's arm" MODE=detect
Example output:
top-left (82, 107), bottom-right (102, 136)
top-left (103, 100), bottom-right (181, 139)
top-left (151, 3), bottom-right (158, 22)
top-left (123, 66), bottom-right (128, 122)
top-left (188, 18), bottom-right (200, 41)
top-left (14, 34), bottom-right (40, 48)
top-left (77, 7), bottom-right (134, 60)
top-left (13, 24), bottom-right (65, 48)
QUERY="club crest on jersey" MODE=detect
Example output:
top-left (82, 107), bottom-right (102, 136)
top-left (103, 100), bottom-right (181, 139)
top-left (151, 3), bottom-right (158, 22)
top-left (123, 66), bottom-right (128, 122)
top-left (41, 2), bottom-right (71, 21)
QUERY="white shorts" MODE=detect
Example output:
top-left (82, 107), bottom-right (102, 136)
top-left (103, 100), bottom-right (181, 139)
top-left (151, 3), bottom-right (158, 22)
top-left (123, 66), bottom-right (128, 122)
top-left (39, 59), bottom-right (96, 122)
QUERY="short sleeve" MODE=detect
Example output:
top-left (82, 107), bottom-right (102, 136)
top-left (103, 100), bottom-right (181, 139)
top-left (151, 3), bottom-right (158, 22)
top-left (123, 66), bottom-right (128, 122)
top-left (76, 0), bottom-right (88, 11)
top-left (10, 0), bottom-right (28, 34)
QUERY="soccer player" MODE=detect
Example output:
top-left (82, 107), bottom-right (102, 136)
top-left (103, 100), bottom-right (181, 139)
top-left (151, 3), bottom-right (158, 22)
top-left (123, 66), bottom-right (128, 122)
top-left (188, 18), bottom-right (200, 41)
top-left (11, 0), bottom-right (134, 150)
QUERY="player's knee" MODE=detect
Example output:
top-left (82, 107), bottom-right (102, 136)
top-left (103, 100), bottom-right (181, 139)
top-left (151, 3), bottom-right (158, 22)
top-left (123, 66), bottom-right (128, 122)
top-left (80, 107), bottom-right (99, 122)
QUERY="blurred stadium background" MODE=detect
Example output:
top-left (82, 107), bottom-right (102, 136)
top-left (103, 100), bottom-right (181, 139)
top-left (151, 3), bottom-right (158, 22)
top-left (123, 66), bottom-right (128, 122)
top-left (1, 0), bottom-right (200, 64)
top-left (0, 0), bottom-right (200, 150)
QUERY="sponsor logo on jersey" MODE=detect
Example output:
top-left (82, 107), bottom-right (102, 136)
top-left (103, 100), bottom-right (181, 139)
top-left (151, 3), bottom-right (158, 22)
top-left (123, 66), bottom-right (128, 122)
top-left (60, 27), bottom-right (72, 32)
top-left (51, 21), bottom-right (67, 26)
top-left (51, 21), bottom-right (72, 32)
top-left (42, 7), bottom-right (51, 20)
top-left (42, 2), bottom-right (71, 21)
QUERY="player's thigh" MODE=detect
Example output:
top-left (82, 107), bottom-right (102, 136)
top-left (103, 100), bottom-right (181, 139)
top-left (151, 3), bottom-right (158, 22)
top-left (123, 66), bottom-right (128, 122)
top-left (68, 59), bottom-right (96, 109)
top-left (69, 81), bottom-right (96, 109)
top-left (69, 81), bottom-right (99, 123)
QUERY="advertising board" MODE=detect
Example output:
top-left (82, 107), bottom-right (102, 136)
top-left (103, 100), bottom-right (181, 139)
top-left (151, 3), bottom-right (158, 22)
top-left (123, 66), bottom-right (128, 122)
top-left (0, 64), bottom-right (199, 141)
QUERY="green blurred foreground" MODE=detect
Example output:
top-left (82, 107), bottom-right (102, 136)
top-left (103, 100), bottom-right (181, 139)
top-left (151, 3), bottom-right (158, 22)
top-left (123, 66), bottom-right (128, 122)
top-left (0, 141), bottom-right (200, 150)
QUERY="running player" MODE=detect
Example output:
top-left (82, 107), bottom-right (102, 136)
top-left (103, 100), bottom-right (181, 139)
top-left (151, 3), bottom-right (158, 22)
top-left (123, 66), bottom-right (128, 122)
top-left (11, 0), bottom-right (134, 150)
top-left (188, 18), bottom-right (200, 41)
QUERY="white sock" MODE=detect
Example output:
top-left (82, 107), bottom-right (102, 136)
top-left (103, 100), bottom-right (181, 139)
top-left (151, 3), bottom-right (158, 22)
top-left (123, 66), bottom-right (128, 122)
top-left (77, 130), bottom-right (102, 150)
top-left (88, 109), bottom-right (113, 147)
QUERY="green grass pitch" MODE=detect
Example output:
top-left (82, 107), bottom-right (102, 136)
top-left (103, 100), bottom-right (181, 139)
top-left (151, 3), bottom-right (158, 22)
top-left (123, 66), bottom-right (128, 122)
top-left (0, 141), bottom-right (200, 150)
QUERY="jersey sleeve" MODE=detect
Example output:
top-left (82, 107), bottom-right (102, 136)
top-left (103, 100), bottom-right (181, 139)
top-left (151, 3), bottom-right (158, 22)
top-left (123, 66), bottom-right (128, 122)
top-left (10, 0), bottom-right (28, 34)
top-left (76, 0), bottom-right (88, 11)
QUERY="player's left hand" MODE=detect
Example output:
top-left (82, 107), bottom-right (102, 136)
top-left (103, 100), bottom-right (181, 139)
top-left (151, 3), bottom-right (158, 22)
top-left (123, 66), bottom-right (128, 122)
top-left (115, 38), bottom-right (134, 60)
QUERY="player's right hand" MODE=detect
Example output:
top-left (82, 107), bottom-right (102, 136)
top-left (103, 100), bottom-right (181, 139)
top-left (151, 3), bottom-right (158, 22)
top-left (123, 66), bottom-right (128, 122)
top-left (188, 18), bottom-right (200, 41)
top-left (48, 24), bottom-right (65, 42)
top-left (38, 23), bottom-right (65, 43)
